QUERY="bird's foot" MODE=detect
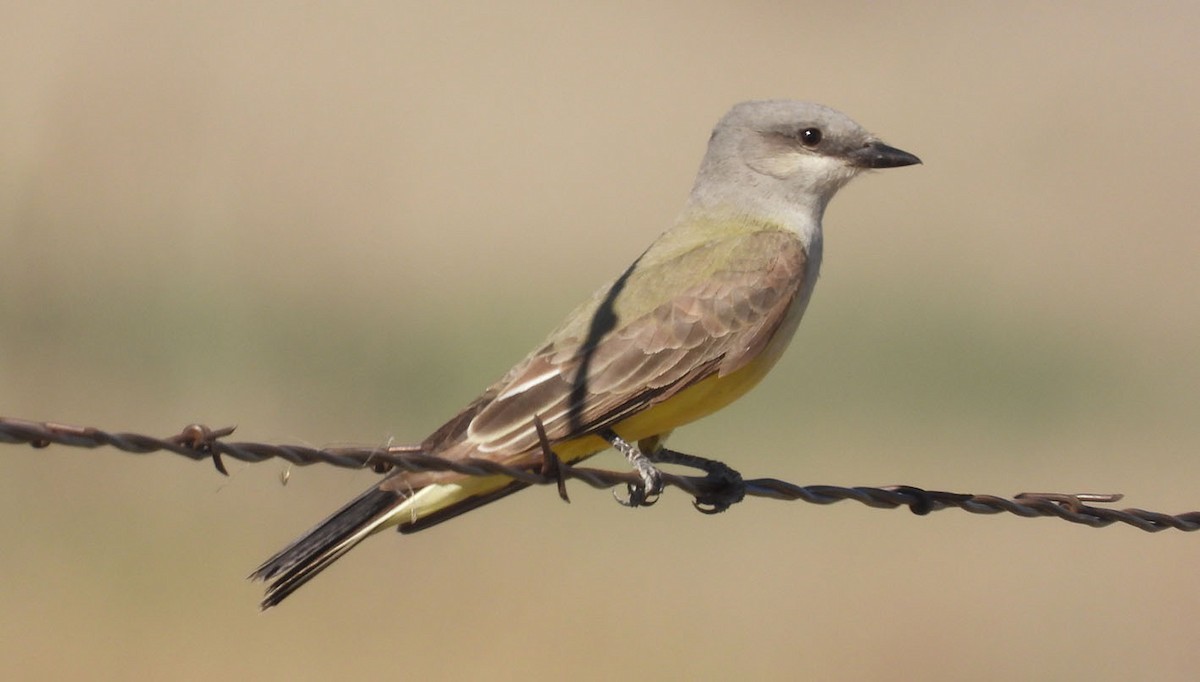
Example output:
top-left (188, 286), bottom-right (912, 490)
top-left (654, 448), bottom-right (745, 513)
top-left (601, 429), bottom-right (664, 508)
top-left (619, 454), bottom-right (664, 508)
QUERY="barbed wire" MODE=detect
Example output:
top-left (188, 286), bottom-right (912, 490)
top-left (2, 415), bottom-right (1197, 532)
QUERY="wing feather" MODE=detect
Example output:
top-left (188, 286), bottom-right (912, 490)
top-left (438, 229), bottom-right (807, 456)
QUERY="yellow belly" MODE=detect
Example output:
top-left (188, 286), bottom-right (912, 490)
top-left (395, 349), bottom-right (789, 528)
top-left (553, 350), bottom-right (780, 462)
top-left (400, 296), bottom-right (806, 527)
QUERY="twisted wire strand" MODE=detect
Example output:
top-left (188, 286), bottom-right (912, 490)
top-left (2, 415), bottom-right (1197, 532)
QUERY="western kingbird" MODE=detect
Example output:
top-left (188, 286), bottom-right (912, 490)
top-left (252, 100), bottom-right (920, 607)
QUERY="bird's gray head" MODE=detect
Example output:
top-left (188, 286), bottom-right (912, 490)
top-left (691, 100), bottom-right (920, 218)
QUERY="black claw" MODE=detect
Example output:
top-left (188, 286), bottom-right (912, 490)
top-left (639, 487), bottom-right (661, 507)
top-left (613, 478), bottom-right (661, 508)
top-left (692, 485), bottom-right (743, 514)
top-left (613, 485), bottom-right (643, 508)
top-left (690, 478), bottom-right (746, 514)
top-left (643, 447), bottom-right (747, 514)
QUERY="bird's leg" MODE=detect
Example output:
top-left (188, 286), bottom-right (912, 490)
top-left (599, 429), bottom-right (663, 508)
top-left (598, 432), bottom-right (746, 512)
top-left (653, 448), bottom-right (745, 514)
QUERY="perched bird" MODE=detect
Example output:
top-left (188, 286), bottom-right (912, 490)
top-left (252, 100), bottom-right (920, 607)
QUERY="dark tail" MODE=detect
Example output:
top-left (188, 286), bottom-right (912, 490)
top-left (252, 473), bottom-right (536, 608)
top-left (250, 485), bottom-right (406, 609)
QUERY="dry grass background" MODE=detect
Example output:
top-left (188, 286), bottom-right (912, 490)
top-left (2, 2), bottom-right (1198, 680)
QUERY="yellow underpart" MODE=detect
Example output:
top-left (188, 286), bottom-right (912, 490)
top-left (394, 349), bottom-right (782, 528)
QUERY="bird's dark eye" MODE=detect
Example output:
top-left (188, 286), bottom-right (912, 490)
top-left (799, 128), bottom-right (822, 146)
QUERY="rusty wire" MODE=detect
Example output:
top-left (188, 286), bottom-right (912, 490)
top-left (2, 415), bottom-right (1198, 533)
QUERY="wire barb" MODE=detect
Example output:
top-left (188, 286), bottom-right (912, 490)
top-left (533, 414), bottom-right (570, 503)
top-left (2, 415), bottom-right (1198, 533)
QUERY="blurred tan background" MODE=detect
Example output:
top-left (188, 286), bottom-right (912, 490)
top-left (2, 1), bottom-right (1198, 680)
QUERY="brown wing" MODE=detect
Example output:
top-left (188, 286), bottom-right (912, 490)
top-left (424, 229), bottom-right (808, 458)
